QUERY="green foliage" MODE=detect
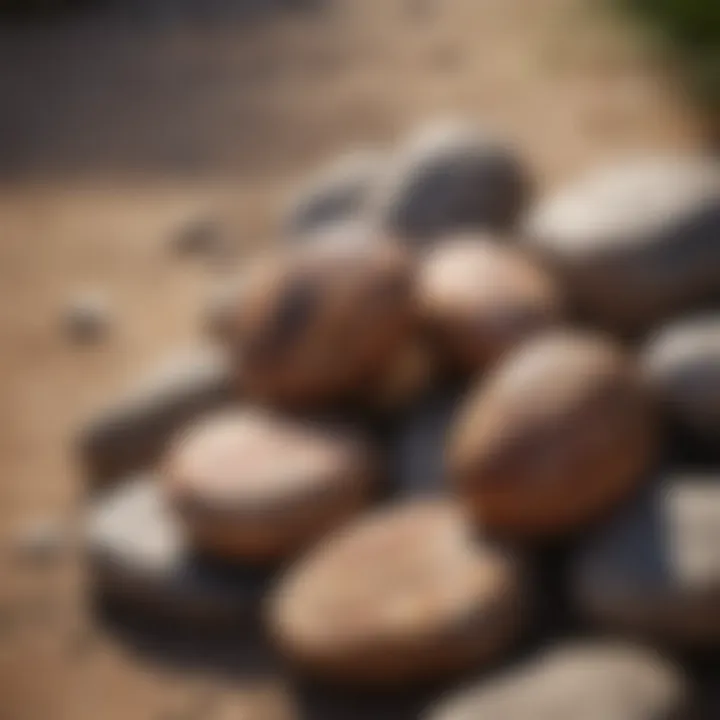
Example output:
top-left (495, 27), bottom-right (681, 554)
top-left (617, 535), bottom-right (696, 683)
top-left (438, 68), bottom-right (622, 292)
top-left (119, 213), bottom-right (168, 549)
top-left (620, 0), bottom-right (720, 111)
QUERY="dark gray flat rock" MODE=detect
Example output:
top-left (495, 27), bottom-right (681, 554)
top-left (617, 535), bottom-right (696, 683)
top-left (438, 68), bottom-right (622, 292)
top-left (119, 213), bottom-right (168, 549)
top-left (78, 345), bottom-right (235, 488)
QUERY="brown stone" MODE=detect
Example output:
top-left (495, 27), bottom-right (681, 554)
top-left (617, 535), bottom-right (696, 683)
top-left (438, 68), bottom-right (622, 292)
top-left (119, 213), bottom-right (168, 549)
top-left (163, 409), bottom-right (378, 562)
top-left (448, 331), bottom-right (656, 537)
top-left (267, 499), bottom-right (526, 685)
top-left (416, 235), bottom-right (564, 371)
top-left (224, 238), bottom-right (414, 407)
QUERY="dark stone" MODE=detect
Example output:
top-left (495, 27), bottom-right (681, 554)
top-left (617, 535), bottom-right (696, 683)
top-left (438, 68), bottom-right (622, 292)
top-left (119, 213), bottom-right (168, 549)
top-left (77, 346), bottom-right (234, 488)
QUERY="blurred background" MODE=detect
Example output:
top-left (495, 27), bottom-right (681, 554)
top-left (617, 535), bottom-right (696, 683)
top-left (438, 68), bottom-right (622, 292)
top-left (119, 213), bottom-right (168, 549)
top-left (0, 1), bottom-right (717, 719)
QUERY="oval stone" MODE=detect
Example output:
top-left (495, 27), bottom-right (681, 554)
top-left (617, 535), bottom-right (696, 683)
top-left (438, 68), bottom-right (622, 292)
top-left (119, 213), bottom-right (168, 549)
top-left (163, 409), bottom-right (378, 562)
top-left (267, 499), bottom-right (526, 685)
top-left (525, 157), bottom-right (720, 334)
top-left (371, 120), bottom-right (531, 246)
top-left (427, 642), bottom-right (690, 720)
top-left (642, 315), bottom-right (720, 447)
top-left (448, 331), bottom-right (657, 537)
top-left (225, 239), bottom-right (414, 407)
top-left (573, 473), bottom-right (720, 646)
top-left (416, 235), bottom-right (564, 371)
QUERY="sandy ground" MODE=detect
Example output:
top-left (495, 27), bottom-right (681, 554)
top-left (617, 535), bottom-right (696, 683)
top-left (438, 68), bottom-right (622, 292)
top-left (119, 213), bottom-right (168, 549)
top-left (0, 1), bottom-right (710, 718)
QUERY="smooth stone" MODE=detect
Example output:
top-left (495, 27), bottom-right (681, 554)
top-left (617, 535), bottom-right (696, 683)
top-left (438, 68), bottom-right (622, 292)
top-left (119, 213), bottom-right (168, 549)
top-left (225, 239), bottom-right (414, 408)
top-left (283, 149), bottom-right (383, 239)
top-left (416, 234), bottom-right (564, 371)
top-left (427, 642), bottom-right (690, 720)
top-left (448, 331), bottom-right (657, 537)
top-left (573, 472), bottom-right (720, 646)
top-left (78, 346), bottom-right (234, 488)
top-left (268, 499), bottom-right (527, 685)
top-left (86, 475), bottom-right (267, 622)
top-left (63, 290), bottom-right (111, 343)
top-left (371, 119), bottom-right (531, 245)
top-left (164, 408), bottom-right (378, 562)
top-left (525, 157), bottom-right (720, 334)
top-left (642, 315), bottom-right (720, 446)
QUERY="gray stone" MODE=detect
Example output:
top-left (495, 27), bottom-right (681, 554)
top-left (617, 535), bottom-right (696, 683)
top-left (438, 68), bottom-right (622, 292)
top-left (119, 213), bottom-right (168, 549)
top-left (389, 384), bottom-right (463, 497)
top-left (427, 642), bottom-right (690, 720)
top-left (642, 315), bottom-right (720, 445)
top-left (78, 346), bottom-right (235, 488)
top-left (284, 149), bottom-right (383, 239)
top-left (371, 119), bottom-right (531, 245)
top-left (573, 473), bottom-right (720, 646)
top-left (63, 291), bottom-right (111, 343)
top-left (525, 157), bottom-right (720, 334)
top-left (86, 475), bottom-right (265, 622)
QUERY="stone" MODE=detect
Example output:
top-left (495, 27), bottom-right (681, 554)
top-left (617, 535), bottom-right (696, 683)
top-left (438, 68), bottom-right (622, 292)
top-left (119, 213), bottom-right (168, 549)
top-left (163, 408), bottom-right (378, 562)
top-left (283, 149), bottom-right (383, 239)
top-left (427, 642), bottom-right (690, 720)
top-left (267, 499), bottom-right (526, 685)
top-left (642, 315), bottom-right (720, 447)
top-left (78, 346), bottom-right (234, 488)
top-left (370, 119), bottom-right (531, 246)
top-left (171, 215), bottom-right (223, 256)
top-left (416, 234), bottom-right (564, 372)
top-left (200, 278), bottom-right (245, 342)
top-left (86, 475), bottom-right (267, 622)
top-left (63, 290), bottom-right (111, 343)
top-left (525, 157), bottom-right (720, 334)
top-left (448, 331), bottom-right (657, 537)
top-left (224, 239), bottom-right (414, 408)
top-left (573, 472), bottom-right (720, 646)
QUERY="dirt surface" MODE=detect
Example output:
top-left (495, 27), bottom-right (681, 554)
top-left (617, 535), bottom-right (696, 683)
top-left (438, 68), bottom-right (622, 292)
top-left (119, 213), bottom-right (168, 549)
top-left (0, 1), bottom-right (710, 719)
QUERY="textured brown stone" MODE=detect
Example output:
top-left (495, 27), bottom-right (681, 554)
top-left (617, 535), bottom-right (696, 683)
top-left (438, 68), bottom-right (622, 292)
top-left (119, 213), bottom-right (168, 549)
top-left (164, 409), bottom-right (378, 562)
top-left (267, 499), bottom-right (526, 685)
top-left (225, 238), bottom-right (414, 407)
top-left (448, 331), bottom-right (656, 536)
top-left (416, 235), bottom-right (563, 371)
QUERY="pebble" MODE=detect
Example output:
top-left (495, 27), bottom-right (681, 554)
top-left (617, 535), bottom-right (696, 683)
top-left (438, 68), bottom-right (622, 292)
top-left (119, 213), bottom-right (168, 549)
top-left (642, 314), bottom-right (720, 448)
top-left (78, 345), bottom-right (234, 488)
top-left (11, 516), bottom-right (68, 565)
top-left (62, 291), bottom-right (111, 343)
top-left (524, 156), bottom-right (720, 334)
top-left (164, 408), bottom-right (378, 562)
top-left (573, 472), bottom-right (720, 646)
top-left (370, 119), bottom-right (531, 246)
top-left (448, 330), bottom-right (657, 537)
top-left (86, 475), bottom-right (267, 623)
top-left (416, 234), bottom-right (564, 371)
top-left (283, 149), bottom-right (384, 239)
top-left (267, 499), bottom-right (526, 685)
top-left (427, 642), bottom-right (691, 720)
